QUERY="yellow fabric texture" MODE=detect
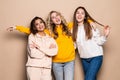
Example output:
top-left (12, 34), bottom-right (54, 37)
top-left (16, 26), bottom-right (50, 35)
top-left (52, 24), bottom-right (75, 62)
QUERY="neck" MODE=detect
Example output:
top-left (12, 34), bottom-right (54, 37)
top-left (78, 21), bottom-right (84, 26)
top-left (38, 31), bottom-right (46, 36)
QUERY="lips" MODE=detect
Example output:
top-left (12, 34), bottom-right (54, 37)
top-left (77, 16), bottom-right (82, 19)
top-left (56, 19), bottom-right (60, 22)
top-left (38, 26), bottom-right (44, 29)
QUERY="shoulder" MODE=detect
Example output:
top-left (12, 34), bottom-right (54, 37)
top-left (46, 34), bottom-right (54, 39)
top-left (91, 23), bottom-right (98, 31)
top-left (46, 34), bottom-right (55, 41)
top-left (67, 22), bottom-right (73, 29)
top-left (28, 33), bottom-right (36, 40)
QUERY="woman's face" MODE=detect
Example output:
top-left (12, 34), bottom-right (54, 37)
top-left (34, 19), bottom-right (45, 32)
top-left (75, 8), bottom-right (85, 23)
top-left (50, 12), bottom-right (61, 25)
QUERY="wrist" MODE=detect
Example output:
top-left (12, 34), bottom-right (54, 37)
top-left (11, 26), bottom-right (16, 30)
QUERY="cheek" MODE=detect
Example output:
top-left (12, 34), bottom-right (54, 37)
top-left (76, 14), bottom-right (79, 17)
top-left (36, 26), bottom-right (39, 29)
top-left (82, 15), bottom-right (85, 19)
top-left (75, 15), bottom-right (79, 20)
top-left (81, 13), bottom-right (85, 18)
top-left (57, 16), bottom-right (61, 20)
top-left (43, 25), bottom-right (45, 29)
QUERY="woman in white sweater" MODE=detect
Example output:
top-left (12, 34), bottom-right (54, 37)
top-left (27, 16), bottom-right (58, 80)
top-left (72, 6), bottom-right (110, 80)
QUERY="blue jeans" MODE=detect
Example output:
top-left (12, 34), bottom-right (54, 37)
top-left (81, 56), bottom-right (103, 80)
top-left (52, 60), bottom-right (75, 80)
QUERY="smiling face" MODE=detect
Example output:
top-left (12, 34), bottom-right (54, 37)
top-left (34, 19), bottom-right (45, 32)
top-left (75, 8), bottom-right (86, 24)
top-left (50, 12), bottom-right (62, 25)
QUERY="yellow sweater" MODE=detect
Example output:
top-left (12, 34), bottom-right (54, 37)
top-left (52, 24), bottom-right (75, 62)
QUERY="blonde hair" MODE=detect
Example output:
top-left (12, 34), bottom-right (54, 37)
top-left (46, 11), bottom-right (71, 39)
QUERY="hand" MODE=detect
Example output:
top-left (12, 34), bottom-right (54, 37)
top-left (90, 22), bottom-right (96, 28)
top-left (6, 27), bottom-right (14, 32)
top-left (104, 25), bottom-right (111, 37)
top-left (49, 43), bottom-right (56, 49)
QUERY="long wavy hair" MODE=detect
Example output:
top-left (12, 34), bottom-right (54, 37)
top-left (72, 6), bottom-right (104, 41)
top-left (30, 16), bottom-right (46, 35)
top-left (46, 11), bottom-right (71, 39)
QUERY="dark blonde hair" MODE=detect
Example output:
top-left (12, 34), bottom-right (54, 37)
top-left (46, 11), bottom-right (71, 39)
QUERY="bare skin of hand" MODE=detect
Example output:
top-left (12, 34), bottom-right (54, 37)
top-left (49, 43), bottom-right (56, 49)
top-left (6, 27), bottom-right (14, 32)
top-left (104, 25), bottom-right (111, 37)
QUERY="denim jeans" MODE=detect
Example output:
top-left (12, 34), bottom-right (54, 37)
top-left (52, 60), bottom-right (75, 80)
top-left (81, 56), bottom-right (103, 80)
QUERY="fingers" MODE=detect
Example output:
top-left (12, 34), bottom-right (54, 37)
top-left (49, 44), bottom-right (56, 49)
top-left (90, 22), bottom-right (96, 28)
top-left (104, 25), bottom-right (111, 29)
top-left (104, 25), bottom-right (111, 37)
top-left (6, 27), bottom-right (13, 32)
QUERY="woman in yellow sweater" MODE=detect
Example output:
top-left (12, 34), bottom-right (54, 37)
top-left (46, 11), bottom-right (75, 80)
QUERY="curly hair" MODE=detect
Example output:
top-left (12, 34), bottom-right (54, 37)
top-left (46, 11), bottom-right (71, 39)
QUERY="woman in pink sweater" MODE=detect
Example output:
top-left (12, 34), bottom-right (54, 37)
top-left (26, 16), bottom-right (58, 80)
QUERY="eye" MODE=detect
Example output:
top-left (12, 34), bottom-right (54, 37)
top-left (51, 16), bottom-right (55, 20)
top-left (76, 11), bottom-right (80, 14)
top-left (40, 21), bottom-right (43, 23)
top-left (81, 12), bottom-right (85, 15)
top-left (35, 23), bottom-right (39, 26)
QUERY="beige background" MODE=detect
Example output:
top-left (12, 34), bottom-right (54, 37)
top-left (0, 0), bottom-right (120, 80)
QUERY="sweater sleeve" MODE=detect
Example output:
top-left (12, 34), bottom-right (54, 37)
top-left (16, 25), bottom-right (30, 34)
top-left (39, 37), bottom-right (58, 56)
top-left (93, 28), bottom-right (107, 46)
top-left (28, 34), bottom-right (45, 59)
top-left (67, 22), bottom-right (73, 30)
top-left (67, 19), bottom-right (93, 30)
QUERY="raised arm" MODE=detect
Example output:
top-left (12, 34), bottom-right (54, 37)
top-left (7, 26), bottom-right (51, 35)
top-left (93, 25), bottom-right (110, 45)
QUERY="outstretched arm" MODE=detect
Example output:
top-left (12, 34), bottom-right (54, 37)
top-left (7, 25), bottom-right (30, 34)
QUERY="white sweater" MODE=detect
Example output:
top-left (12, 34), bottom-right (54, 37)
top-left (76, 25), bottom-right (106, 58)
top-left (26, 33), bottom-right (58, 68)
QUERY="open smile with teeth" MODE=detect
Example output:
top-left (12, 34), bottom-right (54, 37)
top-left (56, 19), bottom-right (60, 22)
top-left (78, 16), bottom-right (82, 19)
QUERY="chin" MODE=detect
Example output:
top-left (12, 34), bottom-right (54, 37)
top-left (78, 20), bottom-right (83, 23)
top-left (38, 29), bottom-right (44, 32)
